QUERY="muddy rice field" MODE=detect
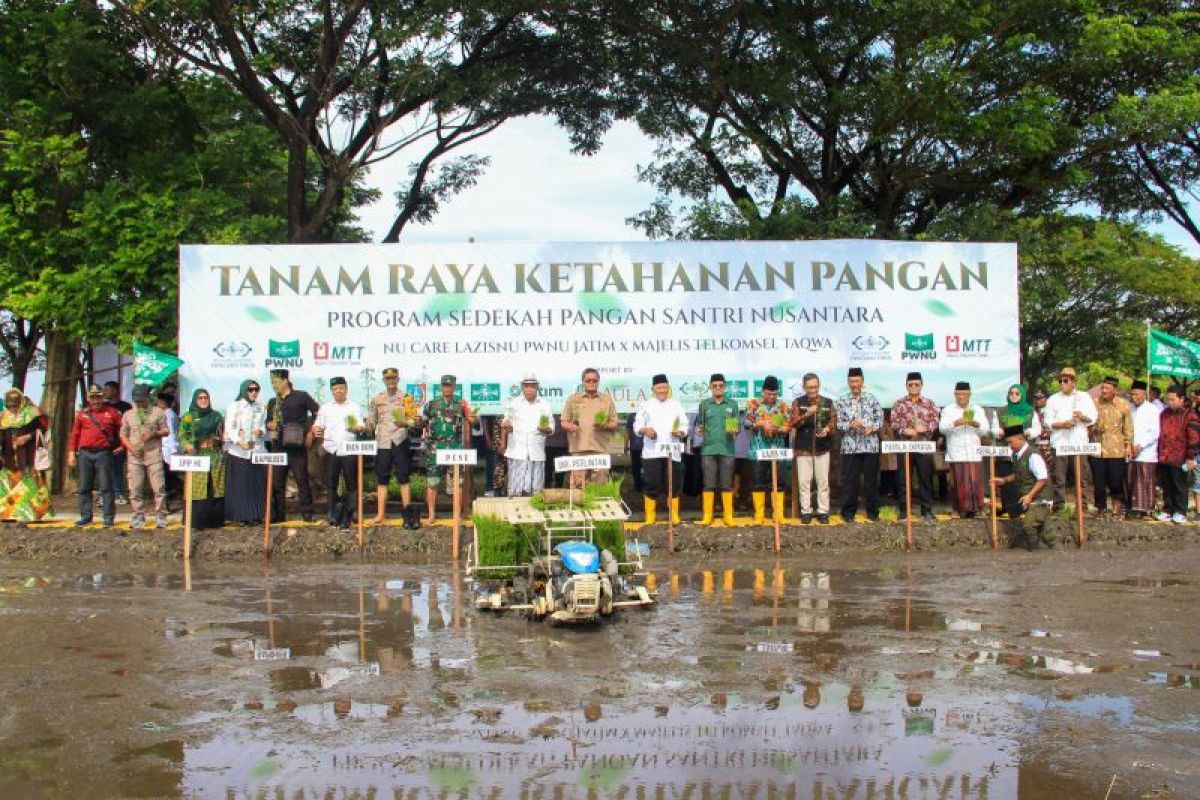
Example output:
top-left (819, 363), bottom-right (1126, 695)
top-left (1, 521), bottom-right (1198, 798)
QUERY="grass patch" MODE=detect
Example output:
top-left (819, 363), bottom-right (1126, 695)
top-left (387, 473), bottom-right (427, 497)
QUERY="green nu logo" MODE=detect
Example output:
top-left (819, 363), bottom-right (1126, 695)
top-left (470, 383), bottom-right (500, 402)
top-left (726, 381), bottom-right (749, 400)
top-left (268, 339), bottom-right (300, 358)
top-left (905, 333), bottom-right (934, 351)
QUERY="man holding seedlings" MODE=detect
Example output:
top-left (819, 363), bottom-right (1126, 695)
top-left (312, 376), bottom-right (365, 529)
top-left (421, 375), bottom-right (473, 526)
top-left (791, 373), bottom-right (836, 524)
top-left (696, 373), bottom-right (739, 526)
top-left (366, 367), bottom-right (421, 529)
top-left (835, 368), bottom-right (883, 523)
top-left (745, 375), bottom-right (792, 525)
top-left (635, 374), bottom-right (688, 524)
top-left (560, 367), bottom-right (619, 488)
top-left (501, 374), bottom-right (555, 497)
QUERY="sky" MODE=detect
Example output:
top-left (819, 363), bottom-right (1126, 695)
top-left (357, 114), bottom-right (1200, 259)
top-left (357, 116), bottom-right (659, 244)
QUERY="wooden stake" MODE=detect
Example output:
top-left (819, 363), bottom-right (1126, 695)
top-left (903, 452), bottom-right (913, 551)
top-left (451, 463), bottom-right (461, 559)
top-left (358, 581), bottom-right (366, 660)
top-left (667, 456), bottom-right (675, 551)
top-left (1074, 453), bottom-right (1086, 547)
top-left (263, 463), bottom-right (273, 558)
top-left (989, 456), bottom-right (999, 550)
top-left (790, 460), bottom-right (799, 519)
top-left (771, 459), bottom-right (781, 554)
top-left (183, 471), bottom-right (193, 564)
top-left (356, 454), bottom-right (364, 551)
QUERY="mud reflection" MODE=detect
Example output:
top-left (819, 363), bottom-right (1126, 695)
top-left (1, 560), bottom-right (1196, 798)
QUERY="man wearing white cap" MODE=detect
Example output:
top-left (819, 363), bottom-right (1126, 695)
top-left (1042, 365), bottom-right (1097, 510)
top-left (502, 374), bottom-right (555, 496)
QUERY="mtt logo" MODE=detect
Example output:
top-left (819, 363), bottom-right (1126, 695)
top-left (312, 341), bottom-right (364, 364)
top-left (945, 335), bottom-right (992, 357)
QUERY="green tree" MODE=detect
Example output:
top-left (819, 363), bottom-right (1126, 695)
top-left (119, 0), bottom-right (614, 242)
top-left (922, 210), bottom-right (1200, 389)
top-left (0, 1), bottom-right (296, 489)
top-left (605, 0), bottom-right (1200, 241)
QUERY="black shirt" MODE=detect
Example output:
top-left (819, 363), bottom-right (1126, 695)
top-left (268, 390), bottom-right (319, 426)
top-left (790, 395), bottom-right (835, 455)
top-left (107, 399), bottom-right (132, 416)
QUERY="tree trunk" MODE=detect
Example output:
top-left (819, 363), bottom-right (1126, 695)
top-left (0, 317), bottom-right (43, 392)
top-left (41, 330), bottom-right (82, 494)
top-left (286, 137), bottom-right (309, 242)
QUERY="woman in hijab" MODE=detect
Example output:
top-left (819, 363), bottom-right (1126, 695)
top-left (180, 387), bottom-right (225, 529)
top-left (223, 380), bottom-right (267, 525)
top-left (1, 389), bottom-right (52, 522)
top-left (989, 384), bottom-right (1041, 517)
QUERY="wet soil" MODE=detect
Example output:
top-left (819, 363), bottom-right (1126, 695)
top-left (3, 515), bottom-right (1197, 561)
top-left (1, 548), bottom-right (1198, 798)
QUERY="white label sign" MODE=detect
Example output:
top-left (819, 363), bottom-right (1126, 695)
top-left (754, 448), bottom-right (793, 461)
top-left (752, 642), bottom-right (795, 654)
top-left (1055, 443), bottom-right (1101, 457)
top-left (436, 448), bottom-right (478, 466)
top-left (645, 442), bottom-right (685, 458)
top-left (338, 440), bottom-right (379, 456)
top-left (253, 648), bottom-right (291, 662)
top-left (881, 440), bottom-right (937, 454)
top-left (555, 454), bottom-right (613, 473)
top-left (169, 455), bottom-right (211, 472)
top-left (977, 446), bottom-right (1012, 458)
top-left (252, 451), bottom-right (289, 466)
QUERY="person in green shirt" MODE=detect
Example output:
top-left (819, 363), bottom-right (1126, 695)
top-left (421, 374), bottom-right (473, 525)
top-left (696, 373), bottom-right (739, 526)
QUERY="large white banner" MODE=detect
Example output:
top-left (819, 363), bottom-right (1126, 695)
top-left (178, 241), bottom-right (1019, 413)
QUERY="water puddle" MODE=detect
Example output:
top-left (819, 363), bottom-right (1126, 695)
top-left (1091, 576), bottom-right (1190, 588)
top-left (0, 560), bottom-right (1196, 797)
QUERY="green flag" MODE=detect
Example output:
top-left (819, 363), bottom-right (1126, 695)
top-left (133, 341), bottom-right (184, 387)
top-left (1148, 328), bottom-right (1200, 379)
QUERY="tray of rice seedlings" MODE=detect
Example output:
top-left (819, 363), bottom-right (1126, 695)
top-left (471, 515), bottom-right (543, 577)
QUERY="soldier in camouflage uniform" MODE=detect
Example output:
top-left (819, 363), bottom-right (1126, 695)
top-left (422, 374), bottom-right (473, 525)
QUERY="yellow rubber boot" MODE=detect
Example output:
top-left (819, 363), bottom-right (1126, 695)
top-left (772, 492), bottom-right (787, 523)
top-left (752, 492), bottom-right (767, 525)
top-left (643, 496), bottom-right (657, 525)
top-left (721, 492), bottom-right (736, 526)
top-left (700, 492), bottom-right (715, 525)
top-left (670, 497), bottom-right (682, 525)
